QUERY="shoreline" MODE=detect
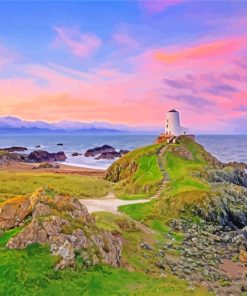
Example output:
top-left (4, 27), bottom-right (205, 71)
top-left (0, 161), bottom-right (106, 177)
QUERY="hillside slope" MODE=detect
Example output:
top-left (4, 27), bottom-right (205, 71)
top-left (106, 136), bottom-right (247, 295)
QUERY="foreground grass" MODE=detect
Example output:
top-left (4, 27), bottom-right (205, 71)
top-left (0, 171), bottom-right (111, 199)
top-left (0, 229), bottom-right (211, 296)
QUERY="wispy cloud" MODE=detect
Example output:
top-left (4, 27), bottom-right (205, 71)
top-left (154, 37), bottom-right (247, 63)
top-left (54, 26), bottom-right (102, 58)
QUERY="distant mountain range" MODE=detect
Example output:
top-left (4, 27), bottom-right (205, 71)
top-left (0, 116), bottom-right (160, 134)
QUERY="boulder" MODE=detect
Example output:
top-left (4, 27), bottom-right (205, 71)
top-left (85, 145), bottom-right (115, 157)
top-left (239, 250), bottom-right (247, 263)
top-left (27, 150), bottom-right (66, 162)
top-left (32, 162), bottom-right (60, 169)
top-left (95, 151), bottom-right (121, 160)
top-left (72, 152), bottom-right (81, 157)
top-left (0, 188), bottom-right (43, 230)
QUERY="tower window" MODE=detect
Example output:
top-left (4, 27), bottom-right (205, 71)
top-left (166, 124), bottom-right (168, 128)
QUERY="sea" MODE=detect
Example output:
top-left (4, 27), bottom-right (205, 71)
top-left (0, 134), bottom-right (246, 169)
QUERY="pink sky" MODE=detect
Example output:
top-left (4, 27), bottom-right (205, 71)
top-left (1, 1), bottom-right (247, 133)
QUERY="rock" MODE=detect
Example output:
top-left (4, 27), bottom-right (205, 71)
top-left (227, 161), bottom-right (247, 170)
top-left (57, 143), bottom-right (63, 146)
top-left (0, 151), bottom-right (27, 164)
top-left (167, 145), bottom-right (194, 161)
top-left (239, 250), bottom-right (247, 263)
top-left (72, 152), bottom-right (81, 157)
top-left (242, 226), bottom-right (247, 240)
top-left (0, 146), bottom-right (27, 152)
top-left (27, 150), bottom-right (66, 163)
top-left (95, 151), bottom-right (121, 160)
top-left (0, 188), bottom-right (43, 230)
top-left (5, 189), bottom-right (122, 269)
top-left (140, 242), bottom-right (153, 250)
top-left (85, 145), bottom-right (115, 157)
top-left (119, 150), bottom-right (129, 155)
top-left (33, 162), bottom-right (60, 169)
top-left (35, 145), bottom-right (41, 148)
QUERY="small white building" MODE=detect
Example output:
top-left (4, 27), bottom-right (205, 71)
top-left (165, 109), bottom-right (188, 136)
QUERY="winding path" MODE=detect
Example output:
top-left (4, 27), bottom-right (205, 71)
top-left (80, 145), bottom-right (169, 214)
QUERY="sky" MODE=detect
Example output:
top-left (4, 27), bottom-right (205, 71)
top-left (0, 0), bottom-right (247, 134)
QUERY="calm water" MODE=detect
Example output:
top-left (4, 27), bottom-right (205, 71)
top-left (0, 134), bottom-right (246, 169)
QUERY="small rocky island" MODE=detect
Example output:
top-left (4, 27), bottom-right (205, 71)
top-left (85, 145), bottom-right (129, 160)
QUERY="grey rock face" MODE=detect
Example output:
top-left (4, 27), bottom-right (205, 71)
top-left (5, 189), bottom-right (122, 270)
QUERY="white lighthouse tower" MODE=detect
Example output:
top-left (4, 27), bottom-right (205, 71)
top-left (165, 109), bottom-right (188, 136)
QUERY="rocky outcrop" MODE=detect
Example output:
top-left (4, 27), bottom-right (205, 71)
top-left (27, 150), bottom-right (66, 162)
top-left (166, 145), bottom-right (194, 160)
top-left (3, 189), bottom-right (122, 269)
top-left (164, 218), bottom-right (247, 295)
top-left (0, 151), bottom-right (27, 164)
top-left (85, 145), bottom-right (115, 157)
top-left (85, 145), bottom-right (128, 160)
top-left (204, 167), bottom-right (247, 187)
top-left (227, 161), bottom-right (247, 170)
top-left (193, 184), bottom-right (247, 230)
top-left (0, 189), bottom-right (43, 230)
top-left (0, 146), bottom-right (27, 152)
top-left (95, 151), bottom-right (121, 160)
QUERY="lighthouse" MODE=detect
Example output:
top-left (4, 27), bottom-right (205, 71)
top-left (156, 109), bottom-right (192, 144)
top-left (165, 109), bottom-right (188, 136)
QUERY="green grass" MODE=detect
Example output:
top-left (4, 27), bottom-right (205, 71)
top-left (107, 144), bottom-right (164, 200)
top-left (119, 138), bottom-right (211, 225)
top-left (164, 152), bottom-right (209, 196)
top-left (0, 229), bottom-right (211, 296)
top-left (0, 171), bottom-right (111, 199)
top-left (119, 200), bottom-right (156, 222)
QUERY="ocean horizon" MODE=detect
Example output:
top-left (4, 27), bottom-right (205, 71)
top-left (0, 133), bottom-right (247, 169)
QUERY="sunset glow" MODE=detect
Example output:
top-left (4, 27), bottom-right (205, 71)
top-left (0, 1), bottom-right (247, 133)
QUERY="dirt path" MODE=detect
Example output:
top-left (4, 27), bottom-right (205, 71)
top-left (80, 145), bottom-right (170, 214)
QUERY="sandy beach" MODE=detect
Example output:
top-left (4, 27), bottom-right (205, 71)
top-left (0, 161), bottom-right (106, 177)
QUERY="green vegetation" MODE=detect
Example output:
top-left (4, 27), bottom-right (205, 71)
top-left (0, 228), bottom-right (211, 296)
top-left (106, 144), bottom-right (164, 199)
top-left (118, 137), bottom-right (213, 225)
top-left (0, 136), bottom-right (224, 295)
top-left (0, 171), bottom-right (111, 199)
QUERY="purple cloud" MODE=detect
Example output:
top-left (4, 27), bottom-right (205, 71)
top-left (222, 72), bottom-right (242, 81)
top-left (167, 94), bottom-right (215, 111)
top-left (205, 83), bottom-right (238, 96)
top-left (164, 75), bottom-right (195, 90)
